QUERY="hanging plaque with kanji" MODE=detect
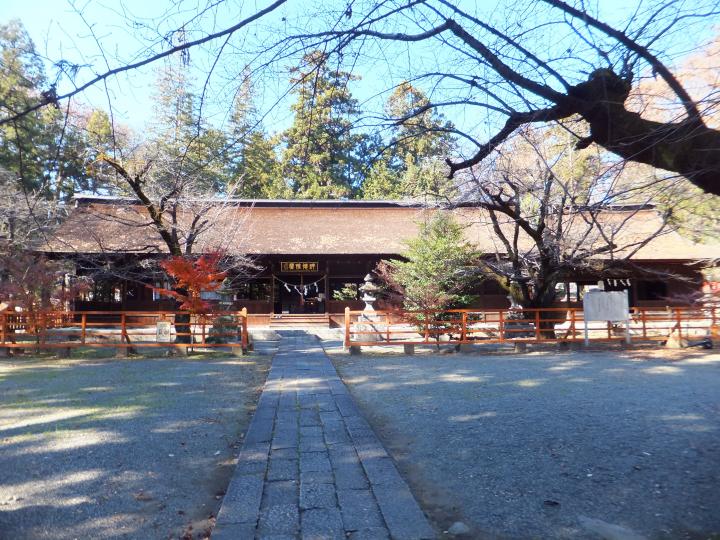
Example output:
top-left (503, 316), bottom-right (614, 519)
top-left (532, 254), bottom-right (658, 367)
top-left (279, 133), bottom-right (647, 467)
top-left (281, 262), bottom-right (319, 272)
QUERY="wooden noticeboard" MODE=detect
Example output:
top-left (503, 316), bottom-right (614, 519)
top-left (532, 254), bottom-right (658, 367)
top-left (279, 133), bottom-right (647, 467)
top-left (281, 262), bottom-right (319, 272)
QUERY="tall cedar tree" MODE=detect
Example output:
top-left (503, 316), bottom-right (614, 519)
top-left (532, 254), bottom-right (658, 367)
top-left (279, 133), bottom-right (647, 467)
top-left (363, 82), bottom-right (457, 201)
top-left (0, 20), bottom-right (102, 200)
top-left (150, 59), bottom-right (229, 194)
top-left (227, 73), bottom-right (288, 197)
top-left (282, 51), bottom-right (366, 199)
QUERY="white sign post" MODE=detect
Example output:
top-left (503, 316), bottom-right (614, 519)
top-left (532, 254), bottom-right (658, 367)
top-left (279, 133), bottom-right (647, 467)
top-left (156, 320), bottom-right (173, 343)
top-left (582, 289), bottom-right (631, 346)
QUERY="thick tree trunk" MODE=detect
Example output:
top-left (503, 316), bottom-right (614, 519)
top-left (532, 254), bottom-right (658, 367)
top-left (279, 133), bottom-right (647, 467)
top-left (175, 312), bottom-right (192, 344)
top-left (536, 309), bottom-right (558, 339)
top-left (519, 284), bottom-right (558, 339)
top-left (173, 288), bottom-right (192, 345)
top-left (573, 69), bottom-right (720, 196)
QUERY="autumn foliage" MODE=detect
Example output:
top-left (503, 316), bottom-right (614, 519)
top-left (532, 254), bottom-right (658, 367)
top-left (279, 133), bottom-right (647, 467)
top-left (0, 250), bottom-right (92, 338)
top-left (0, 251), bottom-right (90, 312)
top-left (154, 252), bottom-right (227, 313)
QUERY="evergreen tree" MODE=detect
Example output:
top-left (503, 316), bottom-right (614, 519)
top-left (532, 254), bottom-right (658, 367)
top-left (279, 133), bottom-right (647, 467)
top-left (282, 51), bottom-right (366, 199)
top-left (81, 109), bottom-right (118, 193)
top-left (0, 20), bottom-right (93, 199)
top-left (363, 82), bottom-right (458, 200)
top-left (227, 72), bottom-right (288, 198)
top-left (0, 20), bottom-right (48, 193)
top-left (226, 67), bottom-right (256, 173)
top-left (149, 58), bottom-right (229, 193)
top-left (386, 83), bottom-right (454, 166)
top-left (361, 158), bottom-right (403, 199)
top-left (239, 131), bottom-right (289, 198)
top-left (379, 212), bottom-right (479, 312)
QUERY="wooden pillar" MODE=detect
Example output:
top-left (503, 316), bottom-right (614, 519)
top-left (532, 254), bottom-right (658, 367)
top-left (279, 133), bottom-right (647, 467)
top-left (271, 274), bottom-right (275, 313)
top-left (61, 275), bottom-right (67, 312)
top-left (300, 273), bottom-right (304, 310)
top-left (325, 260), bottom-right (330, 314)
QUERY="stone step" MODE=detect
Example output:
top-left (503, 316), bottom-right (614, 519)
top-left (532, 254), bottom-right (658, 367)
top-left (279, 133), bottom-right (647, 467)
top-left (269, 314), bottom-right (331, 328)
top-left (270, 314), bottom-right (329, 319)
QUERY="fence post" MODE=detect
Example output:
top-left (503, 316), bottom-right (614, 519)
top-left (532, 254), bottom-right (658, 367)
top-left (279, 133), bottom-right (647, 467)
top-left (461, 311), bottom-right (467, 343)
top-left (641, 308), bottom-right (647, 339)
top-left (499, 310), bottom-right (505, 342)
top-left (116, 313), bottom-right (129, 358)
top-left (386, 312), bottom-right (390, 344)
top-left (534, 309), bottom-right (541, 342)
top-left (81, 313), bottom-right (87, 345)
top-left (569, 309), bottom-right (576, 340)
top-left (241, 307), bottom-right (248, 351)
top-left (344, 307), bottom-right (350, 349)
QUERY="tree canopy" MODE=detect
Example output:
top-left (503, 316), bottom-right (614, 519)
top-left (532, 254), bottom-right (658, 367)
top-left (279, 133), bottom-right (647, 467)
top-left (3, 1), bottom-right (718, 197)
top-left (362, 82), bottom-right (458, 201)
top-left (282, 51), bottom-right (367, 198)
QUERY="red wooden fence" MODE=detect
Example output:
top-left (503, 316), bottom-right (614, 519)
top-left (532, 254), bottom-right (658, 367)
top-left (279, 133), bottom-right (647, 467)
top-left (344, 306), bottom-right (718, 348)
top-left (0, 309), bottom-right (249, 352)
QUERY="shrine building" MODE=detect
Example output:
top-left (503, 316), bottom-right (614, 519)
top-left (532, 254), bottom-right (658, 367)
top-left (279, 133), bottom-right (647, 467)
top-left (43, 196), bottom-right (718, 326)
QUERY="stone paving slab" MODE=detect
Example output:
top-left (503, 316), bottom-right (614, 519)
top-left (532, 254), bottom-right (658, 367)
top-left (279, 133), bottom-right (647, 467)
top-left (214, 330), bottom-right (435, 539)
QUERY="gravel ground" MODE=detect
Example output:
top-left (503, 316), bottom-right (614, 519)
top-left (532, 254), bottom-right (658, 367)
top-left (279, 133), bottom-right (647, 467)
top-left (331, 348), bottom-right (720, 539)
top-left (0, 353), bottom-right (270, 540)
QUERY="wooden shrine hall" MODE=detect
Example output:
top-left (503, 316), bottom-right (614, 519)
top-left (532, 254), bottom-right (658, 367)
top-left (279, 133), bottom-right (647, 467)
top-left (44, 196), bottom-right (717, 326)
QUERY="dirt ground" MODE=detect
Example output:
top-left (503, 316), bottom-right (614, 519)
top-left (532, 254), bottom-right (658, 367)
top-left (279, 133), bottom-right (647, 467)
top-left (331, 347), bottom-right (720, 539)
top-left (0, 353), bottom-right (270, 540)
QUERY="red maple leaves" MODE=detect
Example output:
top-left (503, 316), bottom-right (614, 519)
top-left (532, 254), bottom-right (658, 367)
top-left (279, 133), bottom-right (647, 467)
top-left (153, 252), bottom-right (227, 313)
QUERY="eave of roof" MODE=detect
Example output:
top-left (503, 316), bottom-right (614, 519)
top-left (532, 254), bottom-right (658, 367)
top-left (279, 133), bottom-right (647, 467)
top-left (73, 195), bottom-right (658, 213)
top-left (72, 195), bottom-right (425, 209)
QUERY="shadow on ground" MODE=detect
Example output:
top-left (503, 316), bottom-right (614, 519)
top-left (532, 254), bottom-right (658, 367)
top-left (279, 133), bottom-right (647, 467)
top-left (0, 353), bottom-right (270, 539)
top-left (331, 348), bottom-right (720, 539)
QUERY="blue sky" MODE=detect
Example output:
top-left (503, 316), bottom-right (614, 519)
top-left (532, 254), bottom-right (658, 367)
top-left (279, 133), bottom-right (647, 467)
top-left (2, 0), bottom-right (717, 144)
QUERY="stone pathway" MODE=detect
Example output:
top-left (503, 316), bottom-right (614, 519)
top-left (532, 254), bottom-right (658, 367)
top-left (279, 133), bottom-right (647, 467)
top-left (213, 330), bottom-right (435, 540)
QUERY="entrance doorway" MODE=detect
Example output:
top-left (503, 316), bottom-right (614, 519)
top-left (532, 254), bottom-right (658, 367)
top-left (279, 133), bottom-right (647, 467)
top-left (273, 274), bottom-right (326, 314)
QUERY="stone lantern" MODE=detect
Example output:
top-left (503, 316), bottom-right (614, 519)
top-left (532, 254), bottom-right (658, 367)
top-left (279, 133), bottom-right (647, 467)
top-left (359, 273), bottom-right (380, 313)
top-left (354, 272), bottom-right (382, 345)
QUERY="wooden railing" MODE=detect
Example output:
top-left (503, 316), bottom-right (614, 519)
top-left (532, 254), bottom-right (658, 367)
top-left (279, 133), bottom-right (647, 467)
top-left (0, 308), bottom-right (249, 352)
top-left (344, 306), bottom-right (719, 348)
